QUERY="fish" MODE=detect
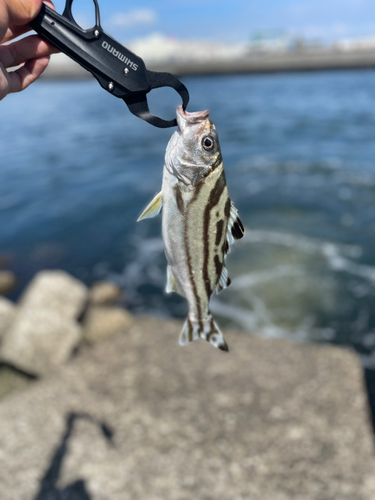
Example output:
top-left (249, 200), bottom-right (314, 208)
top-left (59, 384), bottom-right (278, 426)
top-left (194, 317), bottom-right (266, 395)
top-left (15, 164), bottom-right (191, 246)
top-left (138, 106), bottom-right (244, 351)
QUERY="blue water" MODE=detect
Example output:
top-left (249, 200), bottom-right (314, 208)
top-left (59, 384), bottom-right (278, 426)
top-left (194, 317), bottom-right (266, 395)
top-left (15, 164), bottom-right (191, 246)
top-left (2, 70), bottom-right (375, 365)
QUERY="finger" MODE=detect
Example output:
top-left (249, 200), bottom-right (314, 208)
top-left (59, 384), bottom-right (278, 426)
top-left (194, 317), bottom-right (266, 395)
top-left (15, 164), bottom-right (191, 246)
top-left (0, 1), bottom-right (9, 43)
top-left (3, 24), bottom-right (32, 42)
top-left (0, 61), bottom-right (11, 100)
top-left (6, 54), bottom-right (50, 94)
top-left (3, 0), bottom-right (56, 43)
top-left (0, 34), bottom-right (58, 69)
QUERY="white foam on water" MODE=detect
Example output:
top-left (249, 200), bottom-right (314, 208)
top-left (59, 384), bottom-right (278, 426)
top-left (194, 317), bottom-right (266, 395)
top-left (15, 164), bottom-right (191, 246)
top-left (212, 265), bottom-right (323, 343)
top-left (361, 351), bottom-right (375, 369)
top-left (211, 228), bottom-right (375, 347)
top-left (210, 298), bottom-right (315, 343)
top-left (110, 227), bottom-right (375, 351)
top-left (241, 229), bottom-right (375, 286)
top-left (229, 265), bottom-right (304, 290)
top-left (109, 236), bottom-right (165, 295)
top-left (330, 256), bottom-right (375, 283)
top-left (210, 298), bottom-right (287, 338)
top-left (243, 229), bottom-right (361, 258)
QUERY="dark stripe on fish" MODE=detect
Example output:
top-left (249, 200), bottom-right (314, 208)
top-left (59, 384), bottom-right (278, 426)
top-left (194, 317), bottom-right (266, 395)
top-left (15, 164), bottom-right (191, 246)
top-left (207, 317), bottom-right (220, 343)
top-left (222, 239), bottom-right (229, 257)
top-left (186, 179), bottom-right (206, 326)
top-left (203, 172), bottom-right (227, 299)
top-left (184, 178), bottom-right (213, 327)
top-left (191, 179), bottom-right (204, 203)
top-left (215, 219), bottom-right (224, 246)
top-left (224, 198), bottom-right (231, 218)
top-left (211, 154), bottom-right (222, 172)
top-left (184, 211), bottom-right (202, 323)
top-left (214, 254), bottom-right (222, 278)
top-left (209, 171), bottom-right (227, 209)
top-left (187, 317), bottom-right (193, 342)
top-left (174, 184), bottom-right (184, 214)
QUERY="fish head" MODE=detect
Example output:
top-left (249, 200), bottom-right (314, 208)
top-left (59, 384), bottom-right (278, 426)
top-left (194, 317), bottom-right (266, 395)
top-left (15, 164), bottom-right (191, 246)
top-left (165, 106), bottom-right (222, 186)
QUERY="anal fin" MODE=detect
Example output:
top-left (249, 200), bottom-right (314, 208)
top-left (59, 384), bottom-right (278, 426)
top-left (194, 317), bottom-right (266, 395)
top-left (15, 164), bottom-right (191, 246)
top-left (214, 265), bottom-right (231, 295)
top-left (137, 191), bottom-right (163, 221)
top-left (166, 266), bottom-right (185, 297)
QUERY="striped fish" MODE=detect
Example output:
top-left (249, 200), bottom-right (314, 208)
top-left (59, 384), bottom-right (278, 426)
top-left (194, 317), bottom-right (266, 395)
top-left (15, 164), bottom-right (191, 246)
top-left (138, 106), bottom-right (244, 351)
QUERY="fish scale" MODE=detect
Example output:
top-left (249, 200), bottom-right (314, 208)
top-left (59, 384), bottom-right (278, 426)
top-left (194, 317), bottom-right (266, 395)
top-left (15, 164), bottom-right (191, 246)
top-left (138, 106), bottom-right (244, 351)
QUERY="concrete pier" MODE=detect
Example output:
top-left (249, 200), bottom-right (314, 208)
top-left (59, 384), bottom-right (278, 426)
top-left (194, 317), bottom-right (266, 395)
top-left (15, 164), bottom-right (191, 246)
top-left (41, 48), bottom-right (375, 80)
top-left (0, 317), bottom-right (374, 499)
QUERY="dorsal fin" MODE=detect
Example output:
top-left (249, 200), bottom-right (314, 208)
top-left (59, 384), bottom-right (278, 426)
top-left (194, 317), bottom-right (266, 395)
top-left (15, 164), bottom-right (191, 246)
top-left (137, 191), bottom-right (163, 221)
top-left (227, 202), bottom-right (244, 246)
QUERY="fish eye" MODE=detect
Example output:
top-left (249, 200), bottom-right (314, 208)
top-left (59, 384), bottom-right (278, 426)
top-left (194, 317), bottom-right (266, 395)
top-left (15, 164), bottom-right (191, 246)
top-left (202, 136), bottom-right (215, 151)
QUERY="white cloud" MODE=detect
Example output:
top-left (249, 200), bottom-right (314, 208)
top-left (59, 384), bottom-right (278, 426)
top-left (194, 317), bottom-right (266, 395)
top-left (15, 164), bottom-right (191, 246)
top-left (111, 9), bottom-right (157, 28)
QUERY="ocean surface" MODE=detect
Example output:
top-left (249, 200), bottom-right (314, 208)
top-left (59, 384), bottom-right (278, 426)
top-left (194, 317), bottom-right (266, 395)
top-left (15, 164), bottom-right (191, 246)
top-left (2, 70), bottom-right (375, 365)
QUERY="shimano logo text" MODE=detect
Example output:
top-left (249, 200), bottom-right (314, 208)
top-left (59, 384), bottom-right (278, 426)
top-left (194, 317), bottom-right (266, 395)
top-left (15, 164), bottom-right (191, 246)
top-left (102, 41), bottom-right (138, 71)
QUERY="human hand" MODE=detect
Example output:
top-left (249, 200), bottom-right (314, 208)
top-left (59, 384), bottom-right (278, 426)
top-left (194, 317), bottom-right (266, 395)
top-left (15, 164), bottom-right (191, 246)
top-left (0, 0), bottom-right (59, 100)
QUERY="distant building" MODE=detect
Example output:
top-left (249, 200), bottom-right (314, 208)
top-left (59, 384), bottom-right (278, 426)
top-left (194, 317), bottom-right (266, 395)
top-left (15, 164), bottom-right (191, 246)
top-left (128, 33), bottom-right (248, 65)
top-left (247, 31), bottom-right (292, 53)
top-left (334, 36), bottom-right (375, 52)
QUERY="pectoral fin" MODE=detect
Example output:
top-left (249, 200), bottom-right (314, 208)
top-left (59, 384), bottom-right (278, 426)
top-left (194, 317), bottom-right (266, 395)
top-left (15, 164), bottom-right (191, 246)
top-left (137, 191), bottom-right (163, 221)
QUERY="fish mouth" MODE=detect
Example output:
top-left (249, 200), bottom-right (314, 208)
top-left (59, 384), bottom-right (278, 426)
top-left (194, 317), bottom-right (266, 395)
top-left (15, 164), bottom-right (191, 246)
top-left (176, 106), bottom-right (210, 129)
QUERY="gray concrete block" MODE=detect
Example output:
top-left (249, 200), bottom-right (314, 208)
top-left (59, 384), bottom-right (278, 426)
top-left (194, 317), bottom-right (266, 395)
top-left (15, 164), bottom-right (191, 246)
top-left (0, 271), bottom-right (88, 375)
top-left (0, 318), bottom-right (374, 500)
top-left (89, 281), bottom-right (123, 305)
top-left (0, 271), bottom-right (16, 296)
top-left (0, 309), bottom-right (82, 376)
top-left (0, 366), bottom-right (30, 399)
top-left (0, 297), bottom-right (16, 339)
top-left (19, 270), bottom-right (88, 320)
top-left (83, 306), bottom-right (133, 344)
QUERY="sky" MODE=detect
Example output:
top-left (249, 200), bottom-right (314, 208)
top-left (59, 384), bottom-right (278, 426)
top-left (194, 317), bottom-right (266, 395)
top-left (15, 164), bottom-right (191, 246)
top-left (52, 0), bottom-right (375, 44)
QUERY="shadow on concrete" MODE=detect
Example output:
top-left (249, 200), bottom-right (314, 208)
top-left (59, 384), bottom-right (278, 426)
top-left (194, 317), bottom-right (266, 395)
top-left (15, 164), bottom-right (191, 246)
top-left (363, 368), bottom-right (375, 435)
top-left (34, 412), bottom-right (114, 500)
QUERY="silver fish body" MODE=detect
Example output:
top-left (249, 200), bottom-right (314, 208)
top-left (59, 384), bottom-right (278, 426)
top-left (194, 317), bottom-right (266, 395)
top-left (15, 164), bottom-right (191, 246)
top-left (138, 106), bottom-right (244, 351)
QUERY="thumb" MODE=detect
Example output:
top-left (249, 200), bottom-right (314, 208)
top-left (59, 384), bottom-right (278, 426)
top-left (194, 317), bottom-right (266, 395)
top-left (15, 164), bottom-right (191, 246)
top-left (3, 0), bottom-right (43, 26)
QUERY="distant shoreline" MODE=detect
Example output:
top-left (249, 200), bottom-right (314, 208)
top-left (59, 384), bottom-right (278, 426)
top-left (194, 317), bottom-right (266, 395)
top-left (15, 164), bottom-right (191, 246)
top-left (41, 49), bottom-right (375, 80)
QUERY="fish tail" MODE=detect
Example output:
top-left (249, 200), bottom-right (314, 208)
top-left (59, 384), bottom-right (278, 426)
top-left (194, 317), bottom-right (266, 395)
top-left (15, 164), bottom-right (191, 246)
top-left (179, 317), bottom-right (200, 346)
top-left (179, 314), bottom-right (229, 352)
